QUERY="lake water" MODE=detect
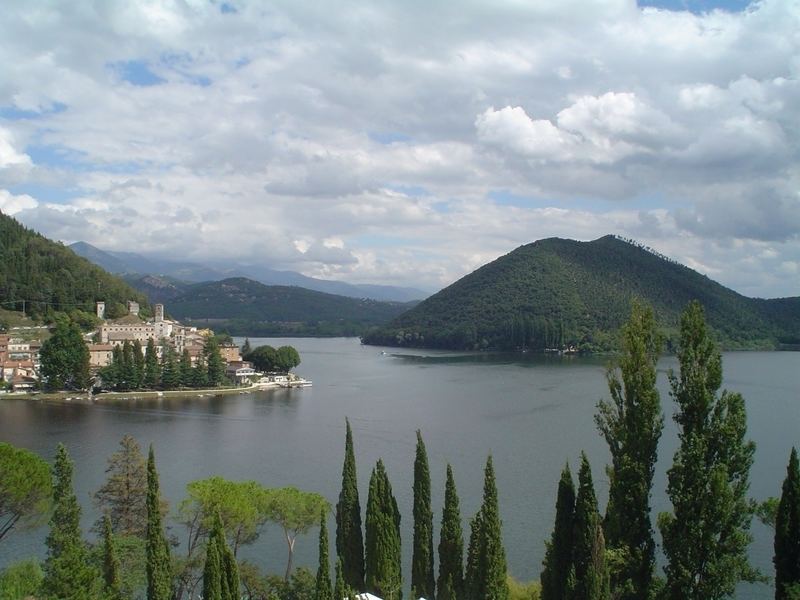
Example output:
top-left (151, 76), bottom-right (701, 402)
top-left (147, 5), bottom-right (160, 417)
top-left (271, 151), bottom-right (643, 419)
top-left (1, 337), bottom-right (798, 598)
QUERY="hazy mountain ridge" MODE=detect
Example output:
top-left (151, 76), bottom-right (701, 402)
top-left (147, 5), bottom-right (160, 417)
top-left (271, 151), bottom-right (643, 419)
top-left (69, 242), bottom-right (428, 302)
top-left (362, 235), bottom-right (800, 351)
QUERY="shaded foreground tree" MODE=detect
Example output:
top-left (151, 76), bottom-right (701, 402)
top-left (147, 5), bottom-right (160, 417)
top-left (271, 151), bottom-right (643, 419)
top-left (41, 443), bottom-right (102, 599)
top-left (94, 434), bottom-right (148, 537)
top-left (146, 446), bottom-right (172, 600)
top-left (775, 447), bottom-right (800, 600)
top-left (315, 510), bottom-right (333, 600)
top-left (596, 301), bottom-right (663, 600)
top-left (0, 441), bottom-right (51, 544)
top-left (39, 319), bottom-right (91, 391)
top-left (437, 464), bottom-right (464, 600)
top-left (572, 453), bottom-right (609, 600)
top-left (658, 301), bottom-right (759, 600)
top-left (268, 487), bottom-right (329, 581)
top-left (202, 512), bottom-right (239, 600)
top-left (336, 418), bottom-right (365, 591)
top-left (411, 430), bottom-right (435, 600)
top-left (365, 459), bottom-right (402, 600)
top-left (102, 514), bottom-right (123, 600)
top-left (464, 456), bottom-right (508, 600)
top-left (540, 463), bottom-right (576, 600)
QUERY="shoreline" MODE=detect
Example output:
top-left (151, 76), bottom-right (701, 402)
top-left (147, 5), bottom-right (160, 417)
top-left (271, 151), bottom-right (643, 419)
top-left (1, 383), bottom-right (278, 405)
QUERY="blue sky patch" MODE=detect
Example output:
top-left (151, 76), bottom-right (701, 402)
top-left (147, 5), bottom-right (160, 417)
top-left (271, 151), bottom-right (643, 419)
top-left (220, 2), bottom-right (237, 14)
top-left (0, 102), bottom-right (67, 121)
top-left (370, 131), bottom-right (413, 145)
top-left (9, 183), bottom-right (83, 205)
top-left (638, 0), bottom-right (752, 13)
top-left (112, 60), bottom-right (166, 86)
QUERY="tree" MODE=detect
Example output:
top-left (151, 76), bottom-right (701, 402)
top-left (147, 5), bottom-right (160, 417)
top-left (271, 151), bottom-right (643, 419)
top-left (248, 345), bottom-right (278, 372)
top-left (464, 456), bottom-right (509, 600)
top-left (94, 434), bottom-right (148, 537)
top-left (144, 338), bottom-right (161, 389)
top-left (41, 443), bottom-right (102, 599)
top-left (203, 512), bottom-right (239, 600)
top-left (775, 447), bottom-right (800, 600)
top-left (39, 319), bottom-right (91, 390)
top-left (412, 430), bottom-right (435, 600)
top-left (179, 349), bottom-right (193, 387)
top-left (437, 464), bottom-right (464, 600)
top-left (146, 445), bottom-right (172, 600)
top-left (102, 514), bottom-right (122, 600)
top-left (179, 476), bottom-right (273, 556)
top-left (241, 338), bottom-right (252, 357)
top-left (316, 510), bottom-right (333, 600)
top-left (0, 442), bottom-right (51, 543)
top-left (572, 453), bottom-right (609, 600)
top-left (540, 463), bottom-right (576, 600)
top-left (334, 557), bottom-right (350, 600)
top-left (160, 347), bottom-right (180, 390)
top-left (267, 487), bottom-right (329, 581)
top-left (122, 341), bottom-right (137, 391)
top-left (595, 301), bottom-right (663, 600)
top-left (204, 337), bottom-right (226, 387)
top-left (658, 301), bottom-right (759, 600)
top-left (133, 339), bottom-right (145, 389)
top-left (336, 419), bottom-right (365, 591)
top-left (365, 459), bottom-right (402, 600)
top-left (276, 346), bottom-right (301, 372)
top-left (203, 537), bottom-right (222, 600)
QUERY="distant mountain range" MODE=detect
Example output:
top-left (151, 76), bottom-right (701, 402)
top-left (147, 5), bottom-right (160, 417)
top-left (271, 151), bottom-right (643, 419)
top-left (165, 277), bottom-right (415, 337)
top-left (69, 241), bottom-right (429, 303)
top-left (362, 235), bottom-right (800, 351)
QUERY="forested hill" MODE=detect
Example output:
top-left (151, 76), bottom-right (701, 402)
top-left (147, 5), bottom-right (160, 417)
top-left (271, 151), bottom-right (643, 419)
top-left (166, 277), bottom-right (416, 337)
top-left (362, 235), bottom-right (800, 352)
top-left (0, 211), bottom-right (149, 320)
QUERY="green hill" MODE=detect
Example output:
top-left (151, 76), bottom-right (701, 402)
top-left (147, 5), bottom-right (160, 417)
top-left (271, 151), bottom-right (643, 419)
top-left (167, 277), bottom-right (416, 337)
top-left (0, 211), bottom-right (150, 322)
top-left (362, 235), bottom-right (800, 352)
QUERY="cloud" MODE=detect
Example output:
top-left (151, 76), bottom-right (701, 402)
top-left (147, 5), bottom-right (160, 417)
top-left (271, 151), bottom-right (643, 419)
top-left (0, 189), bottom-right (37, 214)
top-left (0, 0), bottom-right (798, 297)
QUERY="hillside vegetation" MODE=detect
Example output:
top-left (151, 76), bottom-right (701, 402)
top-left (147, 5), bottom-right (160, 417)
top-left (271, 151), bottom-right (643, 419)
top-left (0, 211), bottom-right (150, 322)
top-left (167, 277), bottom-right (415, 337)
top-left (362, 235), bottom-right (800, 352)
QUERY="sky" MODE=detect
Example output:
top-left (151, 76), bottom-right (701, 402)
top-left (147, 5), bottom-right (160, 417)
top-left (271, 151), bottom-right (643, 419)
top-left (0, 0), bottom-right (798, 298)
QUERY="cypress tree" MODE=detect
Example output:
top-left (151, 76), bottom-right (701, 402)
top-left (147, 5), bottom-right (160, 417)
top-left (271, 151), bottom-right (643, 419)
top-left (41, 443), bottom-right (102, 599)
top-left (596, 301), bottom-right (662, 600)
top-left (658, 301), bottom-right (758, 600)
top-left (179, 349), bottom-right (193, 387)
top-left (205, 337), bottom-right (226, 386)
top-left (335, 557), bottom-right (353, 600)
top-left (122, 341), bottom-right (136, 391)
top-left (102, 514), bottom-right (122, 599)
top-left (193, 356), bottom-right (209, 388)
top-left (540, 463), bottom-right (576, 600)
top-left (144, 338), bottom-right (160, 389)
top-left (775, 447), bottom-right (800, 600)
top-left (316, 510), bottom-right (334, 600)
top-left (336, 418), bottom-right (365, 591)
top-left (365, 459), bottom-right (402, 600)
top-left (203, 537), bottom-right (223, 600)
top-left (572, 453), bottom-right (608, 600)
top-left (242, 337), bottom-right (252, 357)
top-left (464, 456), bottom-right (509, 600)
top-left (160, 348), bottom-right (180, 390)
top-left (146, 445), bottom-right (172, 600)
top-left (133, 339), bottom-right (145, 389)
top-left (412, 430), bottom-right (435, 600)
top-left (437, 464), bottom-right (464, 600)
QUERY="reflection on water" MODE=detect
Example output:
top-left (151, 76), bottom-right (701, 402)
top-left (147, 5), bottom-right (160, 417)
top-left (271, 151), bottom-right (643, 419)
top-left (1, 338), bottom-right (797, 600)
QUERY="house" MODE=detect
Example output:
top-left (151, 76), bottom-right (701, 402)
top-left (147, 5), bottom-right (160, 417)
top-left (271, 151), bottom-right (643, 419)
top-left (225, 360), bottom-right (255, 384)
top-left (88, 344), bottom-right (114, 368)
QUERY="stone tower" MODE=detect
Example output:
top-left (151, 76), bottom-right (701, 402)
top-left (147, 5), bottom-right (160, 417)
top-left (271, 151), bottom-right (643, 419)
top-left (127, 301), bottom-right (140, 316)
top-left (155, 304), bottom-right (164, 322)
top-left (96, 301), bottom-right (105, 320)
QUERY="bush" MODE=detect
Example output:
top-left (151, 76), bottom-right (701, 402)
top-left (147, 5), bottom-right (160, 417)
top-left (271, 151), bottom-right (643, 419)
top-left (0, 559), bottom-right (43, 600)
top-left (508, 574), bottom-right (541, 600)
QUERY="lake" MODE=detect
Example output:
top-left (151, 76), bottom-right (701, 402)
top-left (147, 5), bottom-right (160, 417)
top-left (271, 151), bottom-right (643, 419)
top-left (1, 337), bottom-right (798, 598)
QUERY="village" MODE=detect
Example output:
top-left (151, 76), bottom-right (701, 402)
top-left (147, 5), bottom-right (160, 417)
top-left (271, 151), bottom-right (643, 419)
top-left (0, 301), bottom-right (308, 393)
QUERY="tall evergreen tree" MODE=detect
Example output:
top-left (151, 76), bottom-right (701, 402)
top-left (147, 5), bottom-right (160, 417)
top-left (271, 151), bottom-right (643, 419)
top-left (365, 459), bottom-right (402, 600)
top-left (41, 443), bottom-right (102, 599)
top-left (241, 338), bottom-right (252, 358)
top-left (193, 356), bottom-right (209, 388)
top-left (595, 301), bottom-right (663, 600)
top-left (775, 447), bottom-right (800, 600)
top-left (94, 433), bottom-right (148, 537)
top-left (412, 430), bottom-right (435, 600)
top-left (540, 463), bottom-right (576, 600)
top-left (144, 338), bottom-right (161, 389)
top-left (122, 341), bottom-right (136, 391)
top-left (203, 537), bottom-right (223, 600)
top-left (133, 339), bottom-right (145, 389)
top-left (336, 419), bottom-right (365, 591)
top-left (334, 557), bottom-right (352, 600)
top-left (464, 456), bottom-right (509, 600)
top-left (316, 510), bottom-right (334, 600)
top-left (179, 348), bottom-right (193, 387)
top-left (102, 514), bottom-right (122, 600)
top-left (160, 348), bottom-right (180, 389)
top-left (146, 445), bottom-right (172, 600)
top-left (658, 301), bottom-right (758, 600)
top-left (205, 337), bottom-right (226, 386)
top-left (572, 453), bottom-right (609, 600)
top-left (437, 464), bottom-right (464, 600)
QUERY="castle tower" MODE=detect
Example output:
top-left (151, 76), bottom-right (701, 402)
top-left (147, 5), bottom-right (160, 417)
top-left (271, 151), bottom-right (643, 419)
top-left (127, 301), bottom-right (140, 316)
top-left (96, 301), bottom-right (105, 320)
top-left (155, 304), bottom-right (164, 323)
